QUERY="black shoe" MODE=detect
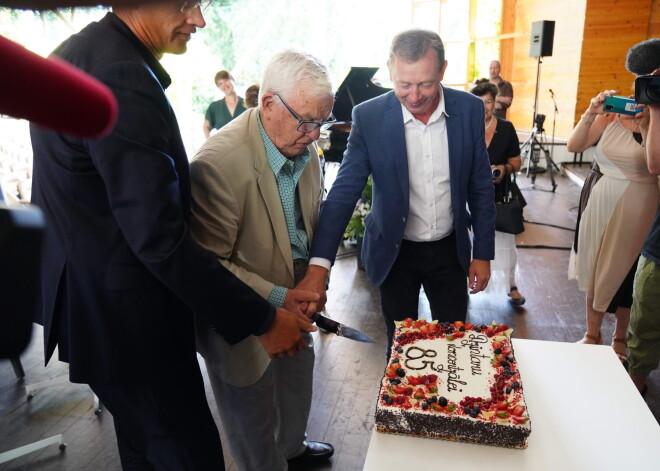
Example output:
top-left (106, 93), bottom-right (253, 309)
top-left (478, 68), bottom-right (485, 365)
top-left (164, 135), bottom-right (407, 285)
top-left (508, 288), bottom-right (526, 306)
top-left (288, 441), bottom-right (334, 462)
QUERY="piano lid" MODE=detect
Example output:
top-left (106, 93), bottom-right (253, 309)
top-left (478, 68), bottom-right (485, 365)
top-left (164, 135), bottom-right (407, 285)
top-left (332, 67), bottom-right (390, 123)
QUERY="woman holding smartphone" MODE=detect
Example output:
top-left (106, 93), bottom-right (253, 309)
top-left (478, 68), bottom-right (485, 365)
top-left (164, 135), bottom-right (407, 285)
top-left (567, 87), bottom-right (659, 364)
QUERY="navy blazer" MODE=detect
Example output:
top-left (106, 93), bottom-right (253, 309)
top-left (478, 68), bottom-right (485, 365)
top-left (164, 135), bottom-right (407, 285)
top-left (30, 13), bottom-right (273, 385)
top-left (311, 88), bottom-right (495, 287)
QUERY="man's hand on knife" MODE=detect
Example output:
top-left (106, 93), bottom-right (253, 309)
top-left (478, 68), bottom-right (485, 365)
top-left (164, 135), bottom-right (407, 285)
top-left (283, 288), bottom-right (319, 317)
top-left (258, 307), bottom-right (316, 359)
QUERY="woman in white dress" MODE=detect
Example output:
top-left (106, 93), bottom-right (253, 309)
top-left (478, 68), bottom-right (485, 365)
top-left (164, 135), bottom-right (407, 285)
top-left (567, 89), bottom-right (659, 363)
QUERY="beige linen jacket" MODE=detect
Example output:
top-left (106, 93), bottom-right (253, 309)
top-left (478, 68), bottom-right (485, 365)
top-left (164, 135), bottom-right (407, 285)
top-left (190, 108), bottom-right (323, 386)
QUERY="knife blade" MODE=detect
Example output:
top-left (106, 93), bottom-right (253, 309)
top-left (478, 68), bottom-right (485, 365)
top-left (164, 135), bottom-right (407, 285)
top-left (311, 312), bottom-right (375, 343)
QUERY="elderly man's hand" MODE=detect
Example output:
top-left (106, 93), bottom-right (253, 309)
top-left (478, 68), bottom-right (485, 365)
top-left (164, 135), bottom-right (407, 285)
top-left (258, 308), bottom-right (316, 359)
top-left (283, 288), bottom-right (320, 317)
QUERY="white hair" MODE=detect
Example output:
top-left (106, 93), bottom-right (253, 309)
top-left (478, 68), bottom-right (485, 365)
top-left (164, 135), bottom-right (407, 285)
top-left (259, 49), bottom-right (333, 107)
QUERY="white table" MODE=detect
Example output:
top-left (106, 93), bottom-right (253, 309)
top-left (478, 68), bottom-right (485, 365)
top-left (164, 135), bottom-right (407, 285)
top-left (364, 339), bottom-right (660, 470)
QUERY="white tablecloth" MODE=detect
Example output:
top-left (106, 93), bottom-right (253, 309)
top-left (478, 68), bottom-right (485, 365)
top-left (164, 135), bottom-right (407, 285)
top-left (364, 338), bottom-right (660, 470)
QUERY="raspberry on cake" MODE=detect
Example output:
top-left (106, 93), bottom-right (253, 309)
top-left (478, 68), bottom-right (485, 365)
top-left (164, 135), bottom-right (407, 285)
top-left (375, 319), bottom-right (531, 449)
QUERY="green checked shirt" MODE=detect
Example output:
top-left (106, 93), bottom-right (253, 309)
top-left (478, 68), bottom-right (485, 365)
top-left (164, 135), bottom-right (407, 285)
top-left (257, 114), bottom-right (311, 308)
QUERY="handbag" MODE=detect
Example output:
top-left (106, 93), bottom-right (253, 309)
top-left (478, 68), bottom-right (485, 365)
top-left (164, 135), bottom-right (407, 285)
top-left (494, 174), bottom-right (525, 235)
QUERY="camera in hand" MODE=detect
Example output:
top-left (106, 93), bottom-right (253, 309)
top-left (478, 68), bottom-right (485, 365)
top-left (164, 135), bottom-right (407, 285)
top-left (492, 167), bottom-right (503, 179)
top-left (635, 75), bottom-right (660, 104)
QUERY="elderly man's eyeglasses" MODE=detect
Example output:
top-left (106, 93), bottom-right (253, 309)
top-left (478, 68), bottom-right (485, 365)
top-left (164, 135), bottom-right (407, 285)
top-left (275, 93), bottom-right (336, 133)
top-left (180, 0), bottom-right (212, 13)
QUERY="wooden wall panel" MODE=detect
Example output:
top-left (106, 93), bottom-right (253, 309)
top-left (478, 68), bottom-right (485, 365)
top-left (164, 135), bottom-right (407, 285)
top-left (650, 0), bottom-right (660, 36)
top-left (507, 1), bottom-right (586, 137)
top-left (504, 0), bottom-right (657, 138)
top-left (499, 0), bottom-right (516, 83)
top-left (575, 0), bottom-right (652, 126)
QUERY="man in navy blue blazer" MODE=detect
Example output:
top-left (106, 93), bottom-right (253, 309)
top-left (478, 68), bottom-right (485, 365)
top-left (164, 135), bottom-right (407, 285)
top-left (302, 29), bottom-right (495, 353)
top-left (30, 3), bottom-right (314, 469)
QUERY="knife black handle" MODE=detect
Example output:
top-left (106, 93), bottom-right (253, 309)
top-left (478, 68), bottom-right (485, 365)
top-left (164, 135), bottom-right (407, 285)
top-left (311, 312), bottom-right (340, 334)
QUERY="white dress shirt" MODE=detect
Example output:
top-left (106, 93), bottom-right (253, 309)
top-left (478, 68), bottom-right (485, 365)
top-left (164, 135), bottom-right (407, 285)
top-left (401, 94), bottom-right (453, 242)
top-left (309, 93), bottom-right (453, 271)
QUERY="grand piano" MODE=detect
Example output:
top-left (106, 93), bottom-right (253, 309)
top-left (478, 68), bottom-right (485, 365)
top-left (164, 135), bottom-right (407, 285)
top-left (323, 67), bottom-right (390, 164)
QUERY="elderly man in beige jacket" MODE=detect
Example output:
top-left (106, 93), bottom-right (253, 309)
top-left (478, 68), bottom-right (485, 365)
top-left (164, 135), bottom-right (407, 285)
top-left (190, 50), bottom-right (336, 470)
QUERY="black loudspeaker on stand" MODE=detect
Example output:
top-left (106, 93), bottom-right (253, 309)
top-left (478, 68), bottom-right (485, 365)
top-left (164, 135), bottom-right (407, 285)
top-left (520, 20), bottom-right (559, 192)
top-left (530, 20), bottom-right (555, 58)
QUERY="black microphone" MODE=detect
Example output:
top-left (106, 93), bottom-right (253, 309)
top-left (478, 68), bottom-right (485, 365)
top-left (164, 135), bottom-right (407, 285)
top-left (626, 38), bottom-right (660, 75)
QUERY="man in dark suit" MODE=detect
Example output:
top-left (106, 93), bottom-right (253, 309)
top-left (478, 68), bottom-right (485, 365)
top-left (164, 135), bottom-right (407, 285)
top-left (29, 3), bottom-right (314, 469)
top-left (302, 29), bottom-right (495, 354)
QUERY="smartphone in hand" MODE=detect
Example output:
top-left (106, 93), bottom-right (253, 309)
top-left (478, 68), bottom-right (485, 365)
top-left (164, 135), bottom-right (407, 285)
top-left (603, 96), bottom-right (642, 115)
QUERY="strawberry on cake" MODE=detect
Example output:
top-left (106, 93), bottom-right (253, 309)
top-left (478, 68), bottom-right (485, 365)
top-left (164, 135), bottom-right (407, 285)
top-left (375, 319), bottom-right (531, 449)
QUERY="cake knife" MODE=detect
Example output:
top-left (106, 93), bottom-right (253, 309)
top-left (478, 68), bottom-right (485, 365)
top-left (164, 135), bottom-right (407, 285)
top-left (311, 312), bottom-right (375, 343)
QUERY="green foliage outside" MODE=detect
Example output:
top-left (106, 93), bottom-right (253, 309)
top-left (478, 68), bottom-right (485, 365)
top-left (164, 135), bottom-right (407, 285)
top-left (344, 176), bottom-right (372, 240)
top-left (192, 1), bottom-right (237, 114)
top-left (0, 0), bottom-right (502, 147)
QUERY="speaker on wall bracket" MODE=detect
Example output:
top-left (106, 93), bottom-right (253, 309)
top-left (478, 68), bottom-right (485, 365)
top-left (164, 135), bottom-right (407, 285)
top-left (530, 20), bottom-right (555, 58)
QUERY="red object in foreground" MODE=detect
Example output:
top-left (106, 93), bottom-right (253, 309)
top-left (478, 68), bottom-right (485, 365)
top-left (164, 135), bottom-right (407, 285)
top-left (0, 34), bottom-right (118, 138)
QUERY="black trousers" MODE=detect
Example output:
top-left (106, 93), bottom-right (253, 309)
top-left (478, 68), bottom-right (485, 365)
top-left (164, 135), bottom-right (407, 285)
top-left (379, 232), bottom-right (468, 355)
top-left (90, 366), bottom-right (224, 471)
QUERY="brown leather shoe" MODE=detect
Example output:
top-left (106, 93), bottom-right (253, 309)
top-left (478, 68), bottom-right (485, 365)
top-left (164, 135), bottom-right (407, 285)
top-left (288, 441), bottom-right (334, 462)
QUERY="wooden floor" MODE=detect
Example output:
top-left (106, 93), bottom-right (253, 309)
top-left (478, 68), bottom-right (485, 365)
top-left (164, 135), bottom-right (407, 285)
top-left (1, 168), bottom-right (658, 470)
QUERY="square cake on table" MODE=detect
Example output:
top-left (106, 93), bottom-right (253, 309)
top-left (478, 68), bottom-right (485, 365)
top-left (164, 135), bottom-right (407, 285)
top-left (375, 319), bottom-right (532, 449)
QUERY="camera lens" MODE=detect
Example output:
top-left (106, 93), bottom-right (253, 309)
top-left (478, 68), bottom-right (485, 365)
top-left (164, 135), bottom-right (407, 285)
top-left (648, 77), bottom-right (660, 102)
top-left (635, 75), bottom-right (660, 104)
top-left (492, 168), bottom-right (502, 179)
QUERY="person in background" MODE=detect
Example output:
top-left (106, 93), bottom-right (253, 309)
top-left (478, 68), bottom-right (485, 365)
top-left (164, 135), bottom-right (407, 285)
top-left (489, 60), bottom-right (513, 119)
top-left (29, 3), bottom-right (313, 469)
top-left (203, 69), bottom-right (247, 138)
top-left (190, 50), bottom-right (335, 470)
top-left (628, 100), bottom-right (660, 392)
top-left (567, 40), bottom-right (660, 364)
top-left (470, 79), bottom-right (525, 306)
top-left (244, 83), bottom-right (260, 108)
top-left (300, 29), bottom-right (495, 356)
top-left (625, 39), bottom-right (660, 397)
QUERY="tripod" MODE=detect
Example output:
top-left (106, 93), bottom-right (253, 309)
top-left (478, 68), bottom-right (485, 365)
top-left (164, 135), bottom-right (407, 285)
top-left (519, 116), bottom-right (559, 191)
top-left (519, 56), bottom-right (560, 192)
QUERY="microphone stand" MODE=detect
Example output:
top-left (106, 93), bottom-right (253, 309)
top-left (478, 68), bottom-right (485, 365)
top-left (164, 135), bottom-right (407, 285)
top-left (549, 89), bottom-right (558, 162)
top-left (532, 57), bottom-right (542, 127)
